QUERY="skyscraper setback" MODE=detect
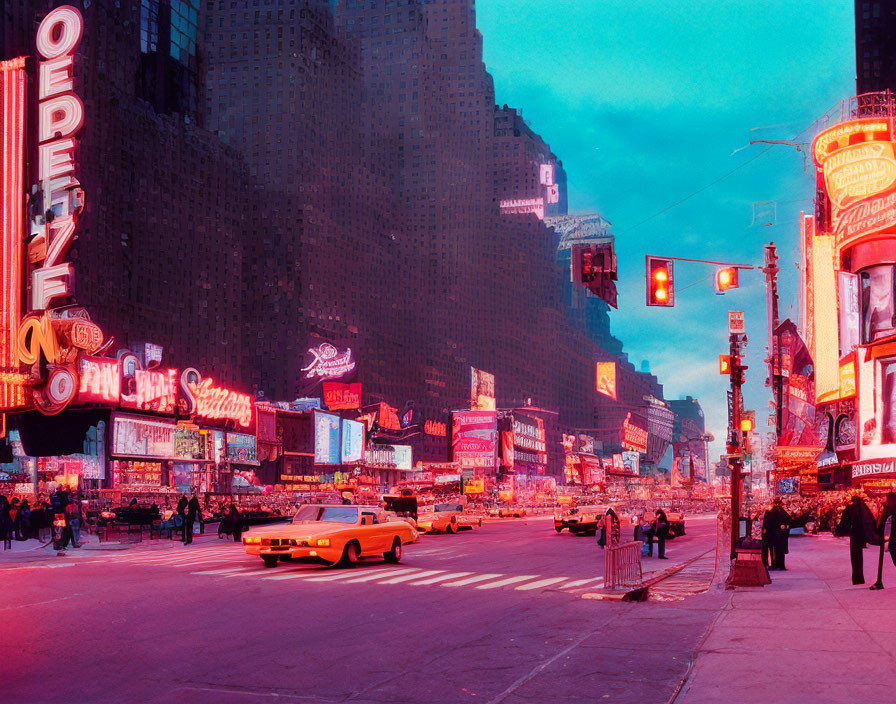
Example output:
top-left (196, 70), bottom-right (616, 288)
top-left (2, 0), bottom-right (680, 476)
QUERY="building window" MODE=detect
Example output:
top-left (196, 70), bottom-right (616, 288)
top-left (860, 265), bottom-right (896, 344)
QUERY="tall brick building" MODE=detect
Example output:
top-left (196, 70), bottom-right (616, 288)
top-left (2, 0), bottom-right (680, 477)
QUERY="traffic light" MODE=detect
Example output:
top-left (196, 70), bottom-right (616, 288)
top-left (646, 257), bottom-right (674, 307)
top-left (719, 355), bottom-right (731, 374)
top-left (714, 267), bottom-right (739, 294)
top-left (740, 417), bottom-right (754, 433)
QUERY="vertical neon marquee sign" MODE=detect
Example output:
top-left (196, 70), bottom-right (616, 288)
top-left (0, 57), bottom-right (28, 410)
top-left (31, 5), bottom-right (85, 311)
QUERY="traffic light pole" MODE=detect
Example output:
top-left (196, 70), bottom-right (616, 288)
top-left (729, 332), bottom-right (743, 560)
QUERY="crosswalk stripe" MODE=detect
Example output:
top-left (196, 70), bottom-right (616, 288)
top-left (191, 567), bottom-right (254, 575)
top-left (223, 569), bottom-right (271, 578)
top-left (475, 575), bottom-right (538, 590)
top-left (300, 571), bottom-right (374, 582)
top-left (441, 573), bottom-right (502, 587)
top-left (261, 572), bottom-right (322, 581)
top-left (515, 577), bottom-right (568, 591)
top-left (378, 570), bottom-right (444, 584)
top-left (407, 571), bottom-right (473, 585)
top-left (561, 578), bottom-right (603, 589)
top-left (342, 569), bottom-right (421, 584)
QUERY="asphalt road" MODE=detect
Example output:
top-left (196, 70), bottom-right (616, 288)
top-left (1, 514), bottom-right (725, 704)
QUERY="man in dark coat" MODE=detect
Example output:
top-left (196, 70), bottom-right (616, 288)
top-left (767, 500), bottom-right (791, 570)
top-left (183, 494), bottom-right (201, 545)
top-left (871, 492), bottom-right (896, 590)
top-left (761, 507), bottom-right (776, 569)
top-left (653, 509), bottom-right (670, 560)
top-left (835, 495), bottom-right (880, 585)
top-left (176, 495), bottom-right (188, 540)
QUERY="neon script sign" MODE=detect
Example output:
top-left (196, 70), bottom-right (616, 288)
top-left (180, 368), bottom-right (253, 427)
top-left (32, 6), bottom-right (85, 310)
top-left (302, 343), bottom-right (355, 380)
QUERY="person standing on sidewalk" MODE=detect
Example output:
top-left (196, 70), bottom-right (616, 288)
top-left (65, 499), bottom-right (83, 548)
top-left (871, 492), bottom-right (896, 590)
top-left (176, 495), bottom-right (188, 541)
top-left (768, 500), bottom-right (791, 570)
top-left (183, 493), bottom-right (201, 545)
top-left (835, 495), bottom-right (880, 585)
top-left (0, 495), bottom-right (12, 550)
top-left (653, 509), bottom-right (670, 560)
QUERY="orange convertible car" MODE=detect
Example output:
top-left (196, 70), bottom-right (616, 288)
top-left (243, 504), bottom-right (419, 568)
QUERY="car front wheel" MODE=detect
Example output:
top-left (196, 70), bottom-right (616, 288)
top-left (340, 541), bottom-right (360, 567)
top-left (384, 539), bottom-right (402, 563)
top-left (262, 555), bottom-right (279, 568)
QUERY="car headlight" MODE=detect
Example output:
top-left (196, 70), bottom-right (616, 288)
top-left (244, 537), bottom-right (261, 545)
top-left (314, 538), bottom-right (330, 547)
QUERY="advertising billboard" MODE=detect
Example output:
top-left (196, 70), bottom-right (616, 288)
top-left (812, 119), bottom-right (896, 251)
top-left (323, 382), bottom-right (362, 410)
top-left (226, 432), bottom-right (258, 465)
top-left (341, 418), bottom-right (365, 463)
top-left (111, 414), bottom-right (177, 459)
top-left (470, 367), bottom-right (496, 410)
top-left (622, 413), bottom-right (648, 453)
top-left (313, 411), bottom-right (341, 465)
top-left (452, 410), bottom-right (497, 472)
top-left (596, 361), bottom-right (617, 400)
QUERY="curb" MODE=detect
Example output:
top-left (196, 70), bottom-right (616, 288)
top-left (581, 548), bottom-right (716, 602)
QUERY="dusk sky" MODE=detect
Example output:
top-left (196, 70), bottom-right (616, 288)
top-left (478, 0), bottom-right (856, 463)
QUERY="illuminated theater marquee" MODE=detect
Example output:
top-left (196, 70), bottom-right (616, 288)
top-left (31, 6), bottom-right (85, 310)
top-left (180, 368), bottom-right (253, 428)
top-left (813, 119), bottom-right (896, 250)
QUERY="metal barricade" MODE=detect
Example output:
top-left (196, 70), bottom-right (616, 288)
top-left (605, 540), bottom-right (643, 590)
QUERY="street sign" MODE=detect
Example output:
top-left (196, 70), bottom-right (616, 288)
top-left (728, 311), bottom-right (745, 335)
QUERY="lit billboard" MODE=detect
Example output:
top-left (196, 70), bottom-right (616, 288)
top-left (596, 361), bottom-right (617, 400)
top-left (313, 411), bottom-right (341, 465)
top-left (470, 367), bottom-right (496, 410)
top-left (341, 418), bottom-right (365, 463)
top-left (452, 410), bottom-right (497, 472)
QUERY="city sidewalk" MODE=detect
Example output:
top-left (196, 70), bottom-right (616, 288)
top-left (678, 534), bottom-right (896, 704)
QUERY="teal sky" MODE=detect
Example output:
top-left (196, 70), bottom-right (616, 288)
top-left (478, 0), bottom-right (856, 464)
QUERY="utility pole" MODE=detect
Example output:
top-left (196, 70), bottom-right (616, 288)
top-left (761, 243), bottom-right (781, 496)
top-left (728, 331), bottom-right (745, 560)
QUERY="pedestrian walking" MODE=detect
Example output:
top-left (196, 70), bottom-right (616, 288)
top-left (176, 495), bottom-right (188, 540)
top-left (835, 495), bottom-right (880, 585)
top-left (761, 506), bottom-right (776, 569)
top-left (653, 509), bottom-right (670, 560)
top-left (230, 504), bottom-right (243, 542)
top-left (65, 499), bottom-right (83, 548)
top-left (870, 492), bottom-right (896, 590)
top-left (0, 495), bottom-right (12, 550)
top-left (767, 500), bottom-right (791, 570)
top-left (183, 493), bottom-right (201, 545)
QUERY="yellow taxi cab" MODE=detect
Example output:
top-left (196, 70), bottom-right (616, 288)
top-left (415, 504), bottom-right (460, 534)
top-left (243, 504), bottom-right (418, 568)
top-left (558, 505), bottom-right (608, 535)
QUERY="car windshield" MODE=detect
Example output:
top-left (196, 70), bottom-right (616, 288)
top-left (434, 503), bottom-right (460, 512)
top-left (292, 506), bottom-right (359, 524)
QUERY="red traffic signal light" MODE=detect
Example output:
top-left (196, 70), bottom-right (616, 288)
top-left (719, 355), bottom-right (731, 374)
top-left (715, 267), bottom-right (739, 294)
top-left (646, 256), bottom-right (674, 307)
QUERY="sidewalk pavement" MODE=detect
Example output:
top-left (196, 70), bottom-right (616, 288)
top-left (678, 533), bottom-right (896, 704)
top-left (0, 528), bottom-right (219, 561)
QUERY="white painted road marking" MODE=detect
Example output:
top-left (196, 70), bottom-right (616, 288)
top-left (515, 577), bottom-right (568, 591)
top-left (379, 570), bottom-right (444, 584)
top-left (407, 571), bottom-right (473, 585)
top-left (441, 573), bottom-right (502, 587)
top-left (475, 575), bottom-right (538, 590)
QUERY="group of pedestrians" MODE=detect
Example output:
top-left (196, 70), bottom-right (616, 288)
top-left (1, 490), bottom-right (84, 550)
top-left (834, 492), bottom-right (896, 589)
top-left (597, 507), bottom-right (671, 559)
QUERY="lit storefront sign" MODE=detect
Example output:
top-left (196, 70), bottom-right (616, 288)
top-left (852, 459), bottom-right (896, 480)
top-left (225, 432), bottom-right (257, 464)
top-left (322, 381), bottom-right (361, 410)
top-left (301, 343), bottom-right (355, 380)
top-left (622, 413), bottom-right (648, 453)
top-left (78, 356), bottom-right (120, 403)
top-left (0, 57), bottom-right (27, 410)
top-left (364, 444), bottom-right (412, 470)
top-left (813, 119), bottom-right (896, 251)
top-left (424, 419), bottom-right (447, 437)
top-left (111, 414), bottom-right (177, 459)
top-left (180, 368), bottom-right (252, 427)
